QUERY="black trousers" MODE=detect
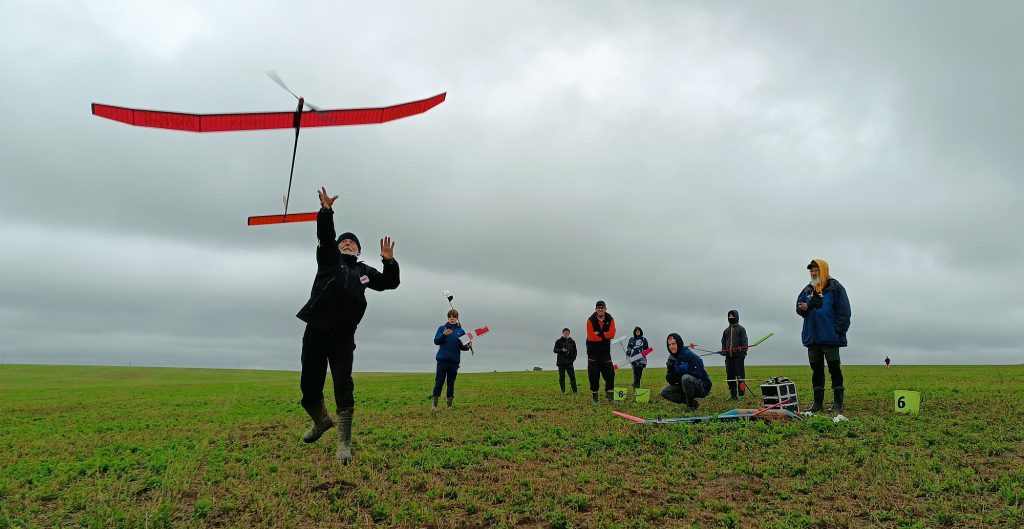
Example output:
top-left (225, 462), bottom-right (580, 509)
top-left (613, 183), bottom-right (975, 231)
top-left (558, 365), bottom-right (577, 392)
top-left (725, 356), bottom-right (746, 396)
top-left (661, 375), bottom-right (708, 403)
top-left (587, 358), bottom-right (615, 393)
top-left (808, 345), bottom-right (843, 389)
top-left (433, 360), bottom-right (459, 398)
top-left (300, 324), bottom-right (356, 411)
top-left (631, 365), bottom-right (645, 388)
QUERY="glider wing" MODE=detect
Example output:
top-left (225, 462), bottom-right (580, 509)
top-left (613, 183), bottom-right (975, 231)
top-left (91, 92), bottom-right (447, 132)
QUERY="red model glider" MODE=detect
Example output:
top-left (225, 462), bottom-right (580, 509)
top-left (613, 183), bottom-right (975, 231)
top-left (92, 73), bottom-right (445, 225)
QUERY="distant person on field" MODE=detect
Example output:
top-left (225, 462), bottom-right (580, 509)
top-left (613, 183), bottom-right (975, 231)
top-left (627, 326), bottom-right (649, 389)
top-left (432, 309), bottom-right (472, 412)
top-left (661, 333), bottom-right (712, 410)
top-left (796, 259), bottom-right (852, 413)
top-left (720, 310), bottom-right (749, 400)
top-left (296, 187), bottom-right (400, 464)
top-left (585, 300), bottom-right (617, 403)
top-left (885, 356), bottom-right (891, 369)
top-left (553, 328), bottom-right (578, 394)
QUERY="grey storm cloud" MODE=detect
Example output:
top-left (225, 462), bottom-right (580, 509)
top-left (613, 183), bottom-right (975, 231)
top-left (1, 0), bottom-right (1021, 372)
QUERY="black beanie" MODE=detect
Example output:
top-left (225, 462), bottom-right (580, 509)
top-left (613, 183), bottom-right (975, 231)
top-left (337, 232), bottom-right (361, 251)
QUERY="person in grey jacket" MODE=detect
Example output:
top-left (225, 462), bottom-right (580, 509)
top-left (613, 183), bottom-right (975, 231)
top-left (553, 328), bottom-right (578, 393)
top-left (720, 310), bottom-right (748, 400)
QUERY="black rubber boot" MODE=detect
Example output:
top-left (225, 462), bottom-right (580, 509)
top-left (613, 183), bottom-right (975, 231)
top-left (686, 398), bottom-right (699, 411)
top-left (591, 391), bottom-right (599, 404)
top-left (806, 387), bottom-right (825, 413)
top-left (829, 386), bottom-right (844, 413)
top-left (605, 390), bottom-right (615, 403)
top-left (336, 408), bottom-right (353, 464)
top-left (431, 396), bottom-right (439, 413)
top-left (446, 396), bottom-right (454, 408)
top-left (301, 399), bottom-right (334, 443)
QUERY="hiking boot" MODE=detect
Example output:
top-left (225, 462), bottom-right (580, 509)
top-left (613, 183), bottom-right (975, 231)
top-left (806, 387), bottom-right (825, 413)
top-left (829, 386), bottom-right (844, 413)
top-left (301, 399), bottom-right (334, 444)
top-left (336, 408), bottom-right (353, 464)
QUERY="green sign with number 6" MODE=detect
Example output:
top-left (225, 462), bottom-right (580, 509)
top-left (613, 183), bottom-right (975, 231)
top-left (894, 390), bottom-right (921, 414)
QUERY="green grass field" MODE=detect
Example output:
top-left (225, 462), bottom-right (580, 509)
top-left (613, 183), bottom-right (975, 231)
top-left (1, 363), bottom-right (1022, 529)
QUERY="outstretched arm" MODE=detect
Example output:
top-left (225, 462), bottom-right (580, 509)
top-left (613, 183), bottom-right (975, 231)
top-left (316, 187), bottom-right (340, 267)
top-left (366, 237), bottom-right (400, 291)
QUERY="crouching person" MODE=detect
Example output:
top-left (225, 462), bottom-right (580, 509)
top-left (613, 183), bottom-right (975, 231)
top-left (660, 333), bottom-right (713, 411)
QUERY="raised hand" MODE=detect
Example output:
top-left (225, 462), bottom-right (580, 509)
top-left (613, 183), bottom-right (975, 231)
top-left (318, 187), bottom-right (339, 209)
top-left (380, 236), bottom-right (395, 260)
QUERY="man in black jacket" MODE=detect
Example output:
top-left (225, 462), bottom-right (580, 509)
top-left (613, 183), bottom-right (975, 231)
top-left (295, 187), bottom-right (400, 464)
top-left (553, 328), bottom-right (578, 394)
top-left (720, 310), bottom-right (749, 400)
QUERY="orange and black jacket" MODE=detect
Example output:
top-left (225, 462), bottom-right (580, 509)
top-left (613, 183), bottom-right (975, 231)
top-left (585, 312), bottom-right (616, 359)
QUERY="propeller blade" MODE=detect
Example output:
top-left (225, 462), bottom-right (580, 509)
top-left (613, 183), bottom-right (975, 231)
top-left (265, 70), bottom-right (299, 100)
top-left (304, 101), bottom-right (330, 117)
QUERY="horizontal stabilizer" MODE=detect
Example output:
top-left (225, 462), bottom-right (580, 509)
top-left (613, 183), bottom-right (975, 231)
top-left (247, 212), bottom-right (318, 226)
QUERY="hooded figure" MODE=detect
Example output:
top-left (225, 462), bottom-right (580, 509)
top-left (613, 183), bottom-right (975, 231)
top-left (661, 333), bottom-right (712, 410)
top-left (627, 326), bottom-right (649, 389)
top-left (720, 310), bottom-right (749, 400)
top-left (796, 258), bottom-right (852, 413)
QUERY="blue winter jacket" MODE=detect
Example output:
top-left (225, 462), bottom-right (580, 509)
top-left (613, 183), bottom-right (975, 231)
top-left (796, 278), bottom-right (852, 347)
top-left (627, 336), bottom-right (649, 368)
top-left (434, 323), bottom-right (469, 364)
top-left (665, 347), bottom-right (712, 394)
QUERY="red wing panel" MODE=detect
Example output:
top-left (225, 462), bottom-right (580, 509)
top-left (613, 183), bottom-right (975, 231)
top-left (247, 212), bottom-right (318, 226)
top-left (300, 92), bottom-right (446, 128)
top-left (93, 92), bottom-right (445, 132)
top-left (199, 112), bottom-right (293, 132)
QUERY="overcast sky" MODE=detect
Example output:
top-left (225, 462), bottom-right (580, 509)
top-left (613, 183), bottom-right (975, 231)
top-left (1, 1), bottom-right (1021, 372)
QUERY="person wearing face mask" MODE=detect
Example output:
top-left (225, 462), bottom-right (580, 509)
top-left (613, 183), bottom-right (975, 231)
top-left (661, 333), bottom-right (712, 410)
top-left (295, 187), bottom-right (400, 464)
top-left (720, 310), bottom-right (749, 400)
top-left (796, 259), bottom-right (852, 413)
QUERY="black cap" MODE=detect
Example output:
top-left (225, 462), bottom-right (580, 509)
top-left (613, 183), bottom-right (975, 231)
top-left (337, 232), bottom-right (361, 251)
top-left (807, 260), bottom-right (819, 270)
top-left (595, 300), bottom-right (606, 308)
